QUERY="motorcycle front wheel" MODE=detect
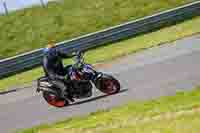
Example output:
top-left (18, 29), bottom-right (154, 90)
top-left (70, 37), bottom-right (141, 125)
top-left (95, 74), bottom-right (120, 95)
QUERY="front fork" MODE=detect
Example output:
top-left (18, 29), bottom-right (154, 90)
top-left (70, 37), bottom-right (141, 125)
top-left (92, 71), bottom-right (103, 86)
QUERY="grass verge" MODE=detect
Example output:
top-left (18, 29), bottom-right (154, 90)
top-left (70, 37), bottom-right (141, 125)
top-left (17, 86), bottom-right (200, 133)
top-left (0, 16), bottom-right (200, 91)
top-left (0, 0), bottom-right (195, 58)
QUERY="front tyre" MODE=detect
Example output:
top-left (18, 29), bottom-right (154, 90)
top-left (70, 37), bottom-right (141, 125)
top-left (95, 74), bottom-right (120, 95)
top-left (43, 91), bottom-right (69, 107)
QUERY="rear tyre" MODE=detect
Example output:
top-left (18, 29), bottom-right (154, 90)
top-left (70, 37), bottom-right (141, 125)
top-left (95, 74), bottom-right (120, 95)
top-left (43, 91), bottom-right (69, 107)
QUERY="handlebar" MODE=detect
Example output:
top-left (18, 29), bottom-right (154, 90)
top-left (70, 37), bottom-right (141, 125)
top-left (72, 51), bottom-right (85, 68)
top-left (75, 51), bottom-right (83, 57)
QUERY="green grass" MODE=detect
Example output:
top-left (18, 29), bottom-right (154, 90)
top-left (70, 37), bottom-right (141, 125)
top-left (0, 16), bottom-right (200, 91)
top-left (17, 86), bottom-right (200, 133)
top-left (0, 0), bottom-right (196, 59)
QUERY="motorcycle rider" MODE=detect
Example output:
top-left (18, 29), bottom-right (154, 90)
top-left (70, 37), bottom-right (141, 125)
top-left (42, 41), bottom-right (75, 102)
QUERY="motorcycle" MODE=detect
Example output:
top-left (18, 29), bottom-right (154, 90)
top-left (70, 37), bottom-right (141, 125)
top-left (36, 51), bottom-right (120, 107)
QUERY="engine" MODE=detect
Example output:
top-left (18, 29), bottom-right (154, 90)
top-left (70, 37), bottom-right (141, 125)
top-left (71, 80), bottom-right (93, 99)
top-left (67, 64), bottom-right (95, 98)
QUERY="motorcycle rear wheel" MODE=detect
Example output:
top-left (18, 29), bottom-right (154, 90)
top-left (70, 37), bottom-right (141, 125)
top-left (43, 91), bottom-right (69, 107)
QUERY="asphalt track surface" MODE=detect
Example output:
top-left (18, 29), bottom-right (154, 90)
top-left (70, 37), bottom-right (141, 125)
top-left (0, 34), bottom-right (200, 133)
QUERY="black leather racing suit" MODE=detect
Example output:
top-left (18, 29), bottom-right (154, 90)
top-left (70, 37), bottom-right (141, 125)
top-left (42, 47), bottom-right (73, 99)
